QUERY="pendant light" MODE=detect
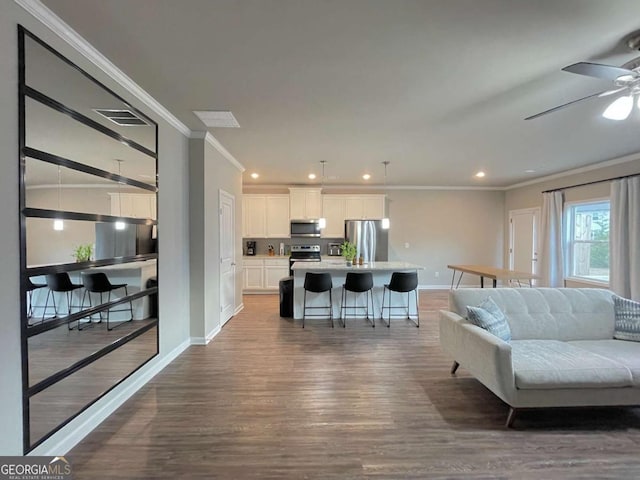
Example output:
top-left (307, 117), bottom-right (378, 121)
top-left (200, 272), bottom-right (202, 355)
top-left (318, 160), bottom-right (327, 229)
top-left (53, 165), bottom-right (64, 231)
top-left (381, 161), bottom-right (390, 229)
top-left (115, 159), bottom-right (126, 230)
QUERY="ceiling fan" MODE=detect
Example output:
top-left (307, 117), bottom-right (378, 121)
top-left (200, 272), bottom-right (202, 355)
top-left (526, 56), bottom-right (640, 121)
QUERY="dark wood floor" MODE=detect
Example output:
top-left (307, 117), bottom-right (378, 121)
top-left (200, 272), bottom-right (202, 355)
top-left (68, 292), bottom-right (640, 479)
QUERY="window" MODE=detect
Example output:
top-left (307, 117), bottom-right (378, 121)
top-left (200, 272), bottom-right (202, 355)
top-left (566, 200), bottom-right (610, 283)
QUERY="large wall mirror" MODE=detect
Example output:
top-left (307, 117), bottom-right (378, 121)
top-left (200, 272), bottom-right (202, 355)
top-left (19, 26), bottom-right (159, 453)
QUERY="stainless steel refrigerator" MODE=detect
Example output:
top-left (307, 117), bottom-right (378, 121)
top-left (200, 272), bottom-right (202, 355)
top-left (344, 220), bottom-right (388, 263)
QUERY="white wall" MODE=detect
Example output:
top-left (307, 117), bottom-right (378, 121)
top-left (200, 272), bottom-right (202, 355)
top-left (386, 189), bottom-right (505, 287)
top-left (189, 136), bottom-right (243, 342)
top-left (0, 1), bottom-right (191, 454)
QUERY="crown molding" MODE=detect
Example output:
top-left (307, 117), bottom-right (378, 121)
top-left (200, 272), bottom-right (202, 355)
top-left (243, 183), bottom-right (502, 192)
top-left (190, 132), bottom-right (245, 172)
top-left (504, 151), bottom-right (640, 190)
top-left (14, 0), bottom-right (191, 137)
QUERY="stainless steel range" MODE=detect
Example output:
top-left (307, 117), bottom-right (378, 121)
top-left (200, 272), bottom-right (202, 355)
top-left (289, 244), bottom-right (321, 275)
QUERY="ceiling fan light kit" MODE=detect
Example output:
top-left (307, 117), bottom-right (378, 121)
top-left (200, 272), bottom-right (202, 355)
top-left (602, 95), bottom-right (633, 120)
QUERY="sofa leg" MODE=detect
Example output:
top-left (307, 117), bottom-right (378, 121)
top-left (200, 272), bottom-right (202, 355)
top-left (450, 361), bottom-right (460, 375)
top-left (506, 407), bottom-right (517, 428)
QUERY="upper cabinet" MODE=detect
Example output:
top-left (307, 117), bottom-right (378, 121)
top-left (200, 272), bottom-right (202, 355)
top-left (242, 194), bottom-right (290, 238)
top-left (289, 188), bottom-right (322, 219)
top-left (110, 193), bottom-right (157, 220)
top-left (322, 194), bottom-right (385, 238)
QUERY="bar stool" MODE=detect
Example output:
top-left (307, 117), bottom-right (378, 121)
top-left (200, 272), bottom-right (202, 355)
top-left (43, 273), bottom-right (83, 325)
top-left (25, 277), bottom-right (46, 319)
top-left (81, 272), bottom-right (134, 331)
top-left (380, 271), bottom-right (419, 328)
top-left (340, 272), bottom-right (375, 328)
top-left (303, 272), bottom-right (333, 328)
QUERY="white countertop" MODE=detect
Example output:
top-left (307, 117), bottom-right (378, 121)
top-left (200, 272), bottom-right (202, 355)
top-left (291, 260), bottom-right (423, 271)
top-left (243, 255), bottom-right (289, 260)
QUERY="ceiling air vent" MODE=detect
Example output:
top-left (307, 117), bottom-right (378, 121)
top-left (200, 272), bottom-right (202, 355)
top-left (93, 108), bottom-right (149, 126)
top-left (193, 110), bottom-right (240, 128)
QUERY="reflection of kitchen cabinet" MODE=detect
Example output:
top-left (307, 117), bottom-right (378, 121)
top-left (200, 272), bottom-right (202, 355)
top-left (322, 195), bottom-right (346, 238)
top-left (243, 257), bottom-right (289, 292)
top-left (110, 193), bottom-right (157, 219)
top-left (289, 188), bottom-right (322, 219)
top-left (322, 194), bottom-right (386, 237)
top-left (242, 194), bottom-right (290, 238)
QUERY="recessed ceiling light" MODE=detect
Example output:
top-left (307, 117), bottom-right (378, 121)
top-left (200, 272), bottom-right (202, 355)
top-left (362, 174), bottom-right (371, 180)
top-left (308, 173), bottom-right (316, 180)
top-left (193, 110), bottom-right (240, 128)
top-left (250, 173), bottom-right (259, 179)
top-left (524, 169), bottom-right (536, 173)
top-left (475, 171), bottom-right (486, 178)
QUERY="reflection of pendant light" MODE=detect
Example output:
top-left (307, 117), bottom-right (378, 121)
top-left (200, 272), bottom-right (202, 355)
top-left (381, 161), bottom-right (390, 229)
top-left (53, 165), bottom-right (64, 231)
top-left (115, 160), bottom-right (126, 230)
top-left (318, 160), bottom-right (327, 229)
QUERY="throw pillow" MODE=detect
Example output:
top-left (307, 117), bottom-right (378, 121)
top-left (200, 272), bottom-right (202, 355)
top-left (466, 296), bottom-right (511, 342)
top-left (612, 295), bottom-right (640, 342)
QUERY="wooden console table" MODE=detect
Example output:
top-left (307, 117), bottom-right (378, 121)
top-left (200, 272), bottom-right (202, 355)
top-left (447, 264), bottom-right (538, 289)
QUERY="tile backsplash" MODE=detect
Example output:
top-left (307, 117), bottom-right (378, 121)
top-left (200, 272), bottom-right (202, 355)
top-left (242, 237), bottom-right (343, 256)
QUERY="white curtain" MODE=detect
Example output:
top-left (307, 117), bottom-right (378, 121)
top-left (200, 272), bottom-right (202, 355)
top-left (539, 191), bottom-right (564, 287)
top-left (610, 177), bottom-right (640, 300)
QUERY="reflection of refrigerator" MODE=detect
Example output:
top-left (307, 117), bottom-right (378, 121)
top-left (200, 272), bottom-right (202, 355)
top-left (95, 223), bottom-right (154, 260)
top-left (344, 220), bottom-right (388, 263)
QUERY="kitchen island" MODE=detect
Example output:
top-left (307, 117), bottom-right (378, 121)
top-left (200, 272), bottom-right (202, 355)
top-left (291, 260), bottom-right (423, 321)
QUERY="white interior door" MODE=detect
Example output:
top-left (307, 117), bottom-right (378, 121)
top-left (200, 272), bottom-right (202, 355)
top-left (509, 208), bottom-right (540, 279)
top-left (220, 190), bottom-right (236, 326)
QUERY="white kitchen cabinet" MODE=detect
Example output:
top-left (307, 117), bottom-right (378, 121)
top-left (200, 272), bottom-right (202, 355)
top-left (264, 258), bottom-right (290, 289)
top-left (322, 195), bottom-right (346, 238)
top-left (265, 195), bottom-right (290, 237)
top-left (289, 188), bottom-right (322, 219)
top-left (345, 195), bottom-right (385, 220)
top-left (110, 193), bottom-right (156, 219)
top-left (243, 259), bottom-right (264, 290)
top-left (242, 195), bottom-right (267, 237)
top-left (243, 257), bottom-right (290, 292)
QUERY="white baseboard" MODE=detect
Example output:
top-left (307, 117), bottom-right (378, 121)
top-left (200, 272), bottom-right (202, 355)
top-left (190, 324), bottom-right (222, 345)
top-left (30, 338), bottom-right (191, 456)
top-left (234, 303), bottom-right (244, 315)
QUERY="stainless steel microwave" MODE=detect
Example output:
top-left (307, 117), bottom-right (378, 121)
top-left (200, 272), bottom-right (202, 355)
top-left (290, 219), bottom-right (321, 237)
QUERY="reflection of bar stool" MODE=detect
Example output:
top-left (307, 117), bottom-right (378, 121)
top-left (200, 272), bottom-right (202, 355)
top-left (43, 273), bottom-right (83, 326)
top-left (25, 277), bottom-right (46, 319)
top-left (81, 272), bottom-right (134, 331)
top-left (340, 272), bottom-right (375, 328)
top-left (303, 272), bottom-right (333, 328)
top-left (381, 271), bottom-right (419, 328)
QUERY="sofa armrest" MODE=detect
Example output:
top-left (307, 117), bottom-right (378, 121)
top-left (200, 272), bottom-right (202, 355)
top-left (439, 309), bottom-right (516, 405)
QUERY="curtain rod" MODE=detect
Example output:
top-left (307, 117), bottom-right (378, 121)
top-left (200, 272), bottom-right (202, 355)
top-left (542, 171), bottom-right (640, 194)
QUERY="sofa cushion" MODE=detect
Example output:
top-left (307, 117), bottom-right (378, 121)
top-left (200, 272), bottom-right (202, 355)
top-left (612, 295), bottom-right (640, 342)
top-left (569, 339), bottom-right (640, 387)
top-left (450, 288), bottom-right (615, 341)
top-left (511, 340), bottom-right (632, 389)
top-left (466, 297), bottom-right (511, 342)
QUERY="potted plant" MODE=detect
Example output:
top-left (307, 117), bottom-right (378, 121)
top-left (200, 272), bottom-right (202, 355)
top-left (340, 240), bottom-right (357, 266)
top-left (72, 243), bottom-right (93, 262)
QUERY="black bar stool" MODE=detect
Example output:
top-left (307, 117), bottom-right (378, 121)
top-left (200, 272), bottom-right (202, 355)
top-left (303, 272), bottom-right (333, 328)
top-left (43, 273), bottom-right (83, 326)
top-left (25, 277), bottom-right (46, 320)
top-left (340, 272), bottom-right (375, 328)
top-left (380, 271), bottom-right (419, 328)
top-left (81, 272), bottom-right (134, 331)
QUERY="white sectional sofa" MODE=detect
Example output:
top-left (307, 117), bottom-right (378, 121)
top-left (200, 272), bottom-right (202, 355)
top-left (439, 288), bottom-right (640, 426)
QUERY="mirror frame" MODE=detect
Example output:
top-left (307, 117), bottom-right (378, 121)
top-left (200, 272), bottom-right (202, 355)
top-left (18, 25), bottom-right (160, 453)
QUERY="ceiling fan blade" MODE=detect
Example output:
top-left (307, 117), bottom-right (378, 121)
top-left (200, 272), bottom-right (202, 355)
top-left (525, 90), bottom-right (609, 120)
top-left (562, 62), bottom-right (634, 81)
